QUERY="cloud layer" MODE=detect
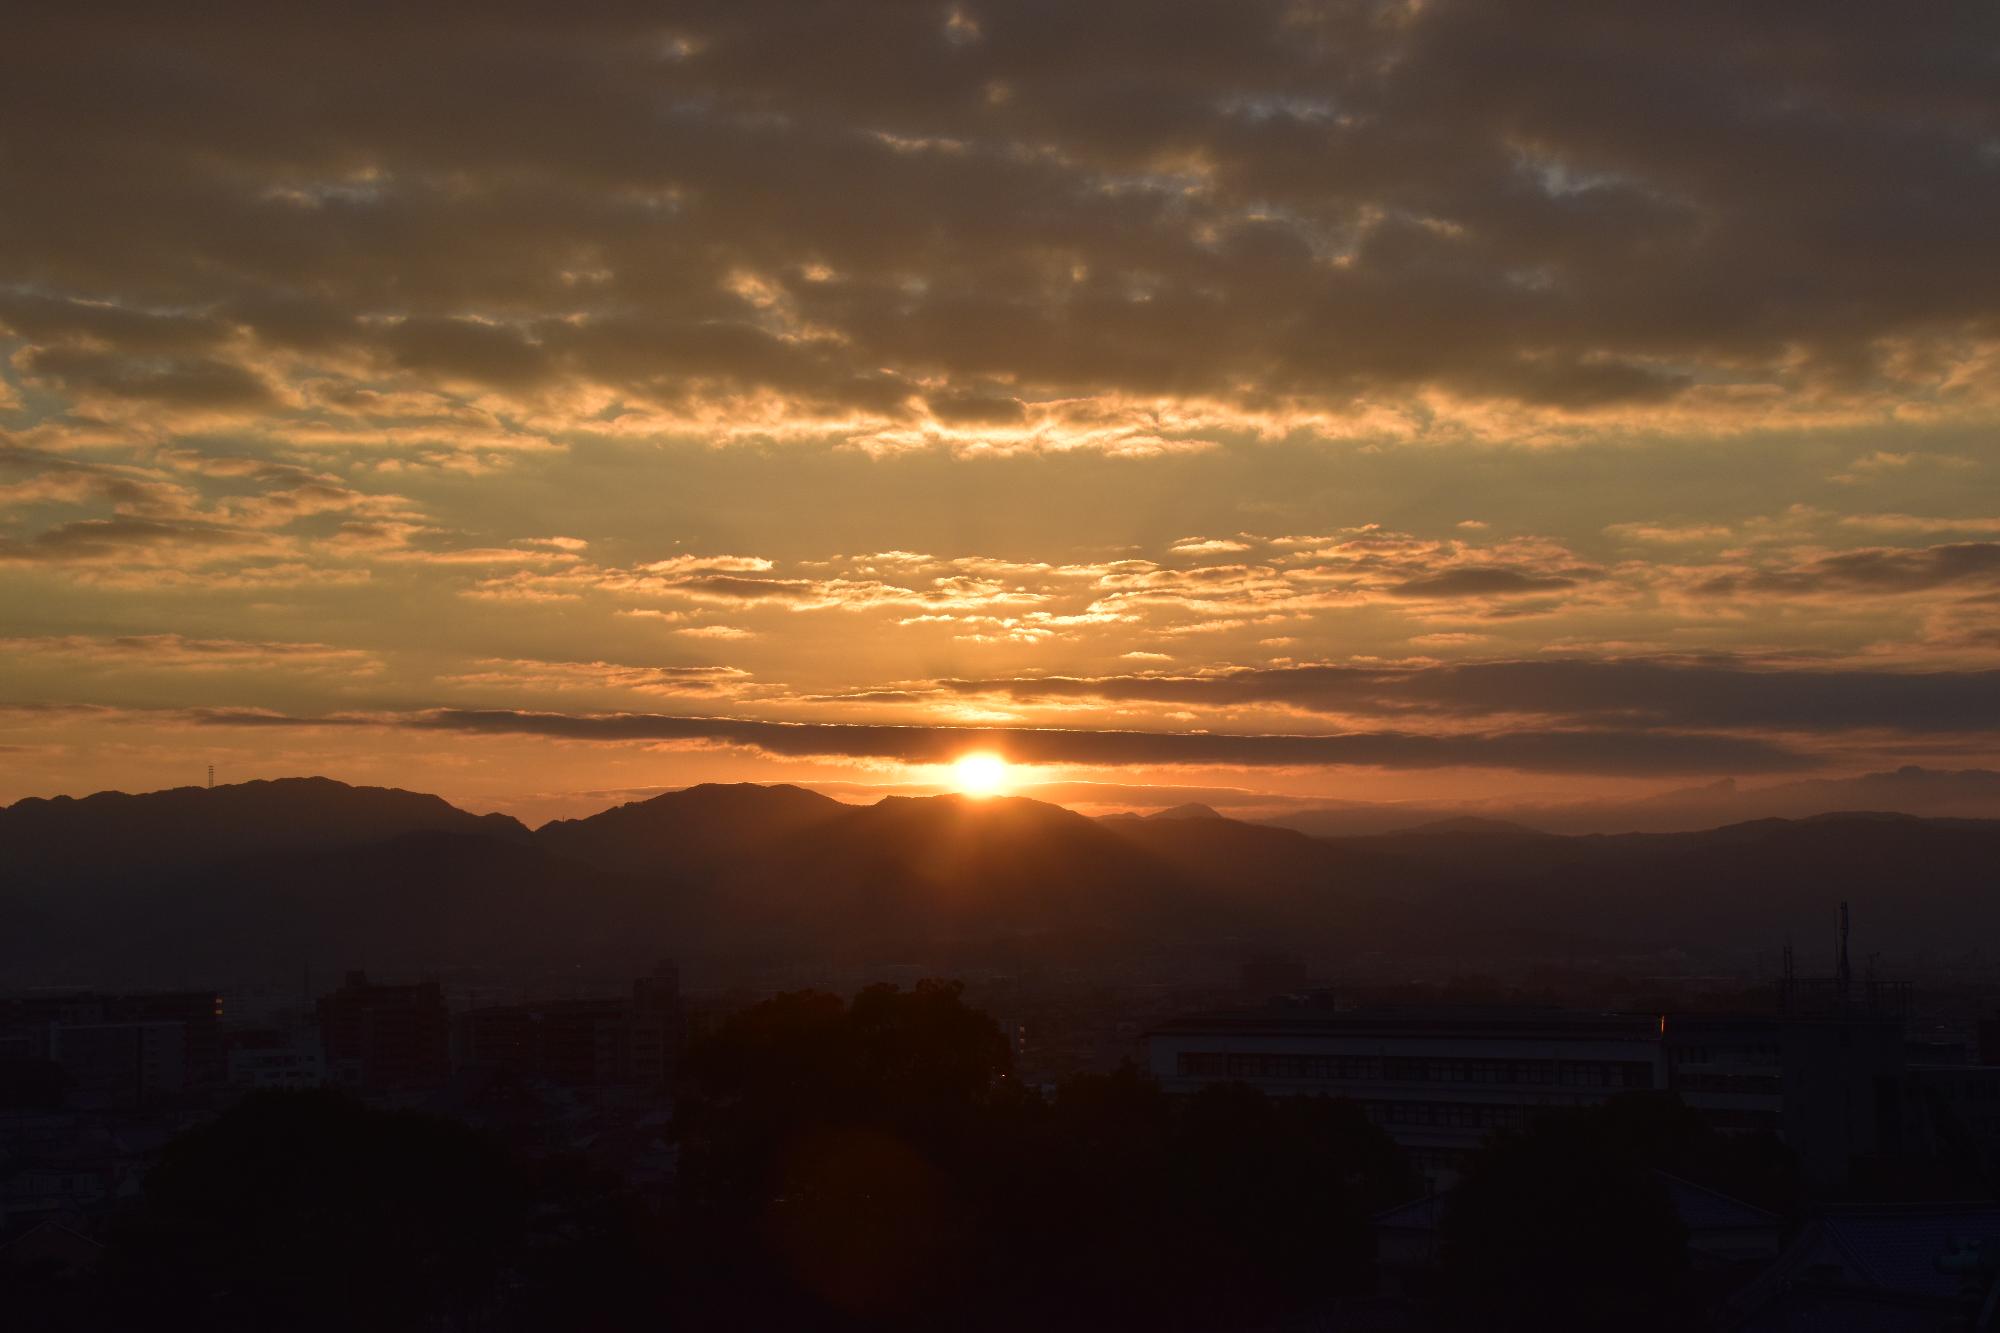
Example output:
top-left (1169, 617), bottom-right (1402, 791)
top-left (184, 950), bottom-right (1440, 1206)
top-left (3, 2), bottom-right (1999, 808)
top-left (5, 1), bottom-right (2000, 450)
top-left (176, 704), bottom-right (1805, 778)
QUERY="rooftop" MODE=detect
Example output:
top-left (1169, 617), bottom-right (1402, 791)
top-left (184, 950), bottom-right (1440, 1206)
top-left (1373, 1171), bottom-right (1778, 1238)
top-left (1151, 1004), bottom-right (1666, 1044)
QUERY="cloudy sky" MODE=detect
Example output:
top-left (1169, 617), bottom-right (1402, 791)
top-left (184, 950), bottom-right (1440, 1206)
top-left (3, 1), bottom-right (1997, 817)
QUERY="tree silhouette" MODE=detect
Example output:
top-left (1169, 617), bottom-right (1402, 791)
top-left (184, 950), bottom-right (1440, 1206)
top-left (674, 981), bottom-right (1012, 1327)
top-left (1590, 1090), bottom-right (1800, 1217)
top-left (1184, 1084), bottom-right (1413, 1295)
top-left (676, 987), bottom-right (1412, 1330)
top-left (1440, 1108), bottom-right (1694, 1332)
top-left (98, 1089), bottom-right (659, 1332)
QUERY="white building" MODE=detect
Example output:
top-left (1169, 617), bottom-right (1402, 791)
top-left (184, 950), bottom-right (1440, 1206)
top-left (1149, 1000), bottom-right (1906, 1190)
top-left (1148, 1007), bottom-right (1665, 1187)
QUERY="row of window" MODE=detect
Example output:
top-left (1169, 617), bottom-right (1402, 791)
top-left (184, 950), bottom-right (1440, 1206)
top-left (1382, 1057), bottom-right (1653, 1088)
top-left (1175, 1054), bottom-right (1382, 1081)
top-left (1672, 1044), bottom-right (1781, 1065)
top-left (1675, 1071), bottom-right (1783, 1095)
top-left (1174, 1052), bottom-right (1655, 1089)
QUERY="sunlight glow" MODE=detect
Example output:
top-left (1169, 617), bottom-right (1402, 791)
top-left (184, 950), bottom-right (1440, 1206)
top-left (950, 752), bottom-right (1014, 799)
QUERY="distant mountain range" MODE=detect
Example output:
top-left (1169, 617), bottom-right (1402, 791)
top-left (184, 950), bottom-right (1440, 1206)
top-left (5, 777), bottom-right (1998, 986)
top-left (1258, 766), bottom-right (2000, 836)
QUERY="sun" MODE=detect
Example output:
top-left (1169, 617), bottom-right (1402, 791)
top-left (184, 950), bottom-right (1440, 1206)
top-left (950, 752), bottom-right (1014, 799)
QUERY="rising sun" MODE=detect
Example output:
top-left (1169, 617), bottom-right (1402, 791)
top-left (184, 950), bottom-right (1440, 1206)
top-left (950, 752), bottom-right (1014, 799)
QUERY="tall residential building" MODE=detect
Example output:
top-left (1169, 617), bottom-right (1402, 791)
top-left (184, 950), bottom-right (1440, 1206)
top-left (0, 990), bottom-right (223, 1106)
top-left (455, 961), bottom-right (684, 1088)
top-left (316, 971), bottom-right (450, 1091)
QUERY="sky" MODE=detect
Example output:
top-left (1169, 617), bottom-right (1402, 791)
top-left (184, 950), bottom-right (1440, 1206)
top-left (2, 1), bottom-right (1998, 820)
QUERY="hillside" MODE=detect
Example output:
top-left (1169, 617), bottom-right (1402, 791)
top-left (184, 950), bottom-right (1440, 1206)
top-left (1263, 766), bottom-right (2000, 837)
top-left (2, 776), bottom-right (529, 889)
top-left (6, 778), bottom-right (2000, 984)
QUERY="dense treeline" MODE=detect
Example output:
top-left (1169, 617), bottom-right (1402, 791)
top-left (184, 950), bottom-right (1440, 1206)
top-left (1436, 1093), bottom-right (1798, 1331)
top-left (674, 980), bottom-right (1414, 1329)
top-left (3, 981), bottom-right (1796, 1331)
top-left (8, 1090), bottom-right (661, 1332)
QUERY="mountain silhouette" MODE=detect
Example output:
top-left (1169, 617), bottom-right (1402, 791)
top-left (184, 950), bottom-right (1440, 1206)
top-left (658, 793), bottom-right (1213, 954)
top-left (71, 832), bottom-right (641, 982)
top-left (1395, 816), bottom-right (1549, 838)
top-left (536, 781), bottom-right (849, 878)
top-left (1142, 802), bottom-right (1227, 821)
top-left (1263, 765), bottom-right (2000, 836)
top-left (4, 776), bottom-right (528, 888)
top-left (6, 778), bottom-right (2000, 985)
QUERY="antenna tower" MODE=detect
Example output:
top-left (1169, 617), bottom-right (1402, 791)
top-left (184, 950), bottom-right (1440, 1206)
top-left (1837, 901), bottom-right (1852, 1010)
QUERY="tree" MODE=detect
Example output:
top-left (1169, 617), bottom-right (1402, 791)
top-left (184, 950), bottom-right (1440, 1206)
top-left (673, 980), bottom-right (1012, 1328)
top-left (1012, 1069), bottom-right (1412, 1331)
top-left (99, 1089), bottom-right (659, 1332)
top-left (1160, 1083), bottom-right (1414, 1327)
top-left (1591, 1090), bottom-right (1800, 1218)
top-left (1439, 1110), bottom-right (1693, 1332)
top-left (676, 986), bottom-right (1412, 1329)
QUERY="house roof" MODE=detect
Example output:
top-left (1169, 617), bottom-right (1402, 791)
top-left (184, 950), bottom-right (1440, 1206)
top-left (1152, 1005), bottom-right (1663, 1044)
top-left (1372, 1171), bottom-right (1778, 1237)
top-left (1810, 1205), bottom-right (2000, 1301)
top-left (1656, 1172), bottom-right (1781, 1232)
top-left (1727, 1203), bottom-right (2000, 1331)
top-left (1372, 1192), bottom-right (1448, 1233)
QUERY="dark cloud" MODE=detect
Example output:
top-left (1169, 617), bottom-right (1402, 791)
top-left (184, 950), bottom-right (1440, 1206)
top-left (16, 347), bottom-right (275, 409)
top-left (0, 445), bottom-right (185, 513)
top-left (0, 293), bottom-right (229, 354)
top-left (1698, 543), bottom-right (2000, 597)
top-left (0, 517), bottom-right (266, 562)
top-left (666, 574), bottom-right (821, 602)
top-left (2, 1), bottom-right (1993, 423)
top-left (1407, 659), bottom-right (2000, 734)
top-left (1387, 566), bottom-right (1585, 598)
top-left (185, 707), bottom-right (374, 728)
top-left (925, 391), bottom-right (1029, 426)
top-left (192, 705), bottom-right (1807, 776)
top-left (382, 317), bottom-right (553, 389)
top-left (939, 658), bottom-right (2000, 735)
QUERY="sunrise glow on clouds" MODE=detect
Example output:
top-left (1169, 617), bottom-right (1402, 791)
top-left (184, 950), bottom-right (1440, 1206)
top-left (2, 1), bottom-right (1997, 815)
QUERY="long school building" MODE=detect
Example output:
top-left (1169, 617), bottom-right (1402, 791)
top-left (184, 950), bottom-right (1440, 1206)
top-left (1147, 1003), bottom-right (1902, 1189)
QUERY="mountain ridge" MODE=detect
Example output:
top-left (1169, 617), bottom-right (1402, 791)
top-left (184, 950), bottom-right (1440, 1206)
top-left (1260, 765), bottom-right (2000, 836)
top-left (8, 777), bottom-right (2000, 986)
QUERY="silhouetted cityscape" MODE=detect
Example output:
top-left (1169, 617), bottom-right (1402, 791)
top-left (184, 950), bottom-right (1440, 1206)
top-left (8, 1), bottom-right (2000, 1327)
top-left (5, 778), bottom-right (2000, 1328)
